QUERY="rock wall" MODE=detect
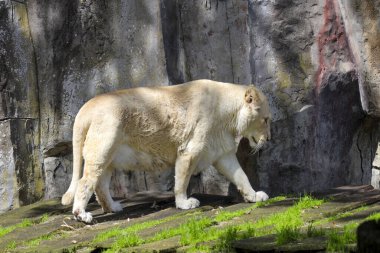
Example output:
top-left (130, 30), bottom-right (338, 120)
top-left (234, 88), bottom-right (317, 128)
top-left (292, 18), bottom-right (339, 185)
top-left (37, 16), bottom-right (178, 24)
top-left (0, 0), bottom-right (379, 212)
top-left (0, 0), bottom-right (43, 212)
top-left (247, 0), bottom-right (380, 195)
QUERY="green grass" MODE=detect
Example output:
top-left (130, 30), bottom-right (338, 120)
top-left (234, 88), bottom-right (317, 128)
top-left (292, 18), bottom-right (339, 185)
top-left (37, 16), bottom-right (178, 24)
top-left (321, 211), bottom-right (380, 253)
top-left (39, 213), bottom-right (50, 223)
top-left (326, 223), bottom-right (358, 252)
top-left (0, 213), bottom-right (50, 241)
top-left (95, 196), bottom-right (287, 252)
top-left (24, 231), bottom-right (65, 247)
top-left (327, 211), bottom-right (380, 252)
top-left (178, 217), bottom-right (215, 245)
top-left (306, 223), bottom-right (326, 237)
top-left (314, 205), bottom-right (370, 226)
top-left (25, 234), bottom-right (56, 247)
top-left (215, 226), bottom-right (238, 252)
top-left (151, 196), bottom-right (288, 247)
top-left (215, 196), bottom-right (287, 223)
top-left (0, 219), bottom-right (33, 238)
top-left (182, 195), bottom-right (324, 251)
top-left (93, 210), bottom-right (206, 252)
top-left (307, 206), bottom-right (380, 252)
top-left (255, 196), bottom-right (287, 208)
top-left (365, 212), bottom-right (380, 222)
top-left (95, 196), bottom-right (286, 247)
top-left (0, 213), bottom-right (59, 251)
top-left (322, 211), bottom-right (380, 252)
top-left (93, 211), bottom-right (196, 243)
top-left (306, 206), bottom-right (380, 252)
top-left (93, 195), bottom-right (323, 252)
top-left (5, 241), bottom-right (17, 250)
top-left (276, 225), bottom-right (301, 245)
top-left (103, 232), bottom-right (143, 253)
top-left (252, 195), bottom-right (324, 235)
top-left (6, 195), bottom-right (376, 252)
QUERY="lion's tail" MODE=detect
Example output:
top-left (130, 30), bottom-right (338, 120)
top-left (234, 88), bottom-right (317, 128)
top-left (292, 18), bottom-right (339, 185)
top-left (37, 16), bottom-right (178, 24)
top-left (61, 115), bottom-right (89, 206)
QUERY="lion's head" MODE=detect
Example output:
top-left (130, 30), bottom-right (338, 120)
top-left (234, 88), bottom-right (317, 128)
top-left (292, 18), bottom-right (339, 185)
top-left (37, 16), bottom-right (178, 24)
top-left (237, 86), bottom-right (271, 153)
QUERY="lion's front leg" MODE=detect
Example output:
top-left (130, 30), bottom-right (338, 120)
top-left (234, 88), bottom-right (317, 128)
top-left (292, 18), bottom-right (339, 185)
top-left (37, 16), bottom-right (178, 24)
top-left (174, 153), bottom-right (200, 209)
top-left (214, 151), bottom-right (269, 202)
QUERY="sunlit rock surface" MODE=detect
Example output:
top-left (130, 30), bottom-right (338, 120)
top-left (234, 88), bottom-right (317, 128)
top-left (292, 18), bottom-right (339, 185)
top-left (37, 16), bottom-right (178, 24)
top-left (0, 0), bottom-right (379, 211)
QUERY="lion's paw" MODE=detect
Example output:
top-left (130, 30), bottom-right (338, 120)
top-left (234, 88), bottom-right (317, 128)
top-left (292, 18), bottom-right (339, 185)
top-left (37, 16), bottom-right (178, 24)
top-left (176, 197), bottom-right (200, 210)
top-left (74, 211), bottom-right (93, 223)
top-left (102, 201), bottom-right (123, 213)
top-left (111, 201), bottom-right (123, 213)
top-left (244, 191), bottom-right (269, 203)
top-left (255, 191), bottom-right (269, 202)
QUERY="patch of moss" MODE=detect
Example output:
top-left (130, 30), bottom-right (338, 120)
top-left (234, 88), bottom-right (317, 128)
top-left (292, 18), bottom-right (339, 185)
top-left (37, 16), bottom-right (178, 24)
top-left (277, 70), bottom-right (292, 89)
top-left (0, 219), bottom-right (33, 238)
top-left (299, 52), bottom-right (313, 78)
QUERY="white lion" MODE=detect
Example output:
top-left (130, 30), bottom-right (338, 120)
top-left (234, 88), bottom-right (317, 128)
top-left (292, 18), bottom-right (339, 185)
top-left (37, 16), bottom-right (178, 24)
top-left (62, 79), bottom-right (271, 223)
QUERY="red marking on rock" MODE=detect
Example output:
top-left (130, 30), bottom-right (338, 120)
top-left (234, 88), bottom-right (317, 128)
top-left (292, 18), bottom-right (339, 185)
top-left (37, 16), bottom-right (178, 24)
top-left (316, 0), bottom-right (354, 94)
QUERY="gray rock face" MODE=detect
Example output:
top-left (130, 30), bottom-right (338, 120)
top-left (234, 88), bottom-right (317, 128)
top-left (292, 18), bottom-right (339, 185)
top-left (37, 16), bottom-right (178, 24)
top-left (0, 0), bottom-right (43, 212)
top-left (0, 0), bottom-right (379, 212)
top-left (43, 156), bottom-right (72, 199)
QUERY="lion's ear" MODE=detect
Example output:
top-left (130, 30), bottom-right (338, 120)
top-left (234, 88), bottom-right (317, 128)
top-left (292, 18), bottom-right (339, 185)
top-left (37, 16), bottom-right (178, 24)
top-left (244, 87), bottom-right (260, 105)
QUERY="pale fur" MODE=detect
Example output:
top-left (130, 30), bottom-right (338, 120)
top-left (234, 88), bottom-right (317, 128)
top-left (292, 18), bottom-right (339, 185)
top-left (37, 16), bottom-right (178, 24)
top-left (61, 79), bottom-right (272, 223)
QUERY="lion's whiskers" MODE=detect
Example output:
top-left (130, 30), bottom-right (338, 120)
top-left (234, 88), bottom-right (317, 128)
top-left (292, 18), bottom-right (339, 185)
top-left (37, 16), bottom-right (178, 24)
top-left (249, 139), bottom-right (265, 156)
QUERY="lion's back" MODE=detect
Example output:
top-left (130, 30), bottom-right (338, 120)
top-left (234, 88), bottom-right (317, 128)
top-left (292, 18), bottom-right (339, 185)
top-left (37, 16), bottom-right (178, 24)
top-left (77, 80), bottom-right (247, 161)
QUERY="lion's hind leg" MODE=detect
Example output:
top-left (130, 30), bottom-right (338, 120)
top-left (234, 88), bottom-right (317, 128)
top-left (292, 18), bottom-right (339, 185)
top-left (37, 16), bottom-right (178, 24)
top-left (72, 163), bottom-right (102, 223)
top-left (72, 124), bottom-right (122, 223)
top-left (95, 168), bottom-right (123, 213)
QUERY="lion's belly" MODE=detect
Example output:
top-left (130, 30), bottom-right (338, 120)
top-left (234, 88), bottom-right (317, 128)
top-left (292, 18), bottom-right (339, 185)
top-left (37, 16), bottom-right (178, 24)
top-left (111, 144), bottom-right (173, 171)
